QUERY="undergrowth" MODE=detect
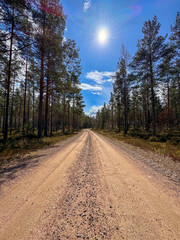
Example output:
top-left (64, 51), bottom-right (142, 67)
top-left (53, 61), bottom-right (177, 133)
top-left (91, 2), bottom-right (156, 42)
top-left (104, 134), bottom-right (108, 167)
top-left (94, 129), bottom-right (180, 161)
top-left (0, 131), bottom-right (79, 168)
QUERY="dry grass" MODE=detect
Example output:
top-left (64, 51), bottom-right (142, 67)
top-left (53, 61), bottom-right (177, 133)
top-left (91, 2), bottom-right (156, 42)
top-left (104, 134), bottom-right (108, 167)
top-left (0, 131), bottom-right (79, 167)
top-left (94, 129), bottom-right (180, 161)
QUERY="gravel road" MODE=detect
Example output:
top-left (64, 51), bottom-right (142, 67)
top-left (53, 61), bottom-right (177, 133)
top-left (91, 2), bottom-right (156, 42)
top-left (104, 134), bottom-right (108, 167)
top-left (0, 130), bottom-right (179, 240)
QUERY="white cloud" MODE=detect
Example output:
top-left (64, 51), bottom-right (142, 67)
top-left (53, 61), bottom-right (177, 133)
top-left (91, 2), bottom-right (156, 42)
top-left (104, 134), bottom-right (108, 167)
top-left (91, 92), bottom-right (101, 95)
top-left (83, 0), bottom-right (91, 12)
top-left (80, 70), bottom-right (114, 96)
top-left (86, 70), bottom-right (115, 84)
top-left (88, 105), bottom-right (103, 117)
top-left (80, 83), bottom-right (102, 91)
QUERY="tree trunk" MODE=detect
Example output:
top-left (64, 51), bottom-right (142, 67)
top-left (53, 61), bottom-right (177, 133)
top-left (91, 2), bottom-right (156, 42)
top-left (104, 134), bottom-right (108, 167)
top-left (2, 89), bottom-right (7, 134)
top-left (111, 104), bottom-right (114, 129)
top-left (38, 51), bottom-right (44, 138)
top-left (23, 59), bottom-right (28, 132)
top-left (145, 79), bottom-right (150, 131)
top-left (150, 57), bottom-right (156, 135)
top-left (117, 100), bottom-right (121, 132)
top-left (62, 94), bottom-right (66, 135)
top-left (4, 6), bottom-right (14, 141)
top-left (14, 105), bottom-right (17, 130)
top-left (50, 83), bottom-right (53, 136)
top-left (167, 79), bottom-right (171, 133)
top-left (124, 78), bottom-right (127, 134)
top-left (32, 85), bottom-right (35, 135)
top-left (67, 100), bottom-right (70, 132)
top-left (27, 87), bottom-right (30, 135)
top-left (178, 78), bottom-right (180, 126)
top-left (38, 12), bottom-right (45, 138)
top-left (72, 95), bottom-right (75, 132)
top-left (44, 71), bottom-right (49, 137)
top-left (133, 89), bottom-right (136, 130)
top-left (10, 77), bottom-right (15, 135)
top-left (18, 101), bottom-right (22, 132)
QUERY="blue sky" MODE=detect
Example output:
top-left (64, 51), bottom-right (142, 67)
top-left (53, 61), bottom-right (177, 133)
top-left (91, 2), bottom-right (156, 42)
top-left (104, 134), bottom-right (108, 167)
top-left (60, 0), bottom-right (179, 115)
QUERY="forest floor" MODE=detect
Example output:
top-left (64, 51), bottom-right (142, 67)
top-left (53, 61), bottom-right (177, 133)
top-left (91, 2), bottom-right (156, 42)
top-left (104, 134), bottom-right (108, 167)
top-left (0, 131), bottom-right (79, 169)
top-left (94, 129), bottom-right (180, 161)
top-left (0, 129), bottom-right (180, 239)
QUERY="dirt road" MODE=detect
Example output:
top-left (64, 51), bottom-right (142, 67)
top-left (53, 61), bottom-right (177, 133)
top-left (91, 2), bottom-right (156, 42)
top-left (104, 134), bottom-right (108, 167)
top-left (0, 130), bottom-right (180, 239)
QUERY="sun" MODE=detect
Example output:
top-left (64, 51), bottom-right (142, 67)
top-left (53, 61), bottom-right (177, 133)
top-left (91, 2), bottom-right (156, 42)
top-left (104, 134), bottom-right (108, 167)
top-left (98, 28), bottom-right (108, 44)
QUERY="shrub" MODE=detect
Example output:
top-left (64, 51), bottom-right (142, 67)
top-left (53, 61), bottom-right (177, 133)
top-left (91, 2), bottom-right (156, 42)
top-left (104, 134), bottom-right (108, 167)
top-left (170, 136), bottom-right (180, 145)
top-left (148, 136), bottom-right (159, 142)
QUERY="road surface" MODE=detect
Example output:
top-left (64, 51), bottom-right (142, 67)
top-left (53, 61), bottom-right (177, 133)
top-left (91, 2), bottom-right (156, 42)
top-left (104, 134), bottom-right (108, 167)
top-left (0, 130), bottom-right (180, 239)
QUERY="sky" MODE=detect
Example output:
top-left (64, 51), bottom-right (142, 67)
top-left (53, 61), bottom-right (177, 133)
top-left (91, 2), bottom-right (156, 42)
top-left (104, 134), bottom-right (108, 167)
top-left (60, 0), bottom-right (179, 116)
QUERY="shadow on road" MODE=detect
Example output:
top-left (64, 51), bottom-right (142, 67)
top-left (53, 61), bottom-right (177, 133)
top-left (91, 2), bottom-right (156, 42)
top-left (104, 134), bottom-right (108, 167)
top-left (0, 144), bottom-right (60, 188)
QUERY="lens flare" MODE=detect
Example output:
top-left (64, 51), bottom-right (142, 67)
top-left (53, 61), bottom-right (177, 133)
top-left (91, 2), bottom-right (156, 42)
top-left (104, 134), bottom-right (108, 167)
top-left (98, 29), bottom-right (108, 44)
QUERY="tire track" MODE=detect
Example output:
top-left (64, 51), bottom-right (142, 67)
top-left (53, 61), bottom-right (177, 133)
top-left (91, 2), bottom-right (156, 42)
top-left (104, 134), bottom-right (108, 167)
top-left (35, 131), bottom-right (119, 240)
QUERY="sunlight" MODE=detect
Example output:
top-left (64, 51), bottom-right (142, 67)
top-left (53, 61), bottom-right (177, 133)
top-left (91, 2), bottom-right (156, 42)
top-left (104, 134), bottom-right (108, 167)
top-left (98, 29), bottom-right (108, 44)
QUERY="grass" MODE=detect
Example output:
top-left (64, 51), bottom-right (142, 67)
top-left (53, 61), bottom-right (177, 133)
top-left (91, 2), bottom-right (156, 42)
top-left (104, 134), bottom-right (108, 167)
top-left (94, 128), bottom-right (180, 161)
top-left (0, 130), bottom-right (79, 168)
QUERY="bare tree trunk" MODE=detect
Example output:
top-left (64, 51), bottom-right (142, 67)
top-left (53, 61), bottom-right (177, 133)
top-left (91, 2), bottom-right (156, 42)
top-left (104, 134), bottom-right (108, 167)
top-left (38, 12), bottom-right (45, 138)
top-left (132, 88), bottom-right (136, 130)
top-left (18, 101), bottom-right (22, 132)
top-left (38, 51), bottom-right (44, 138)
top-left (111, 104), bottom-right (114, 129)
top-left (145, 80), bottom-right (150, 131)
top-left (50, 81), bottom-right (53, 136)
top-left (27, 87), bottom-right (30, 135)
top-left (2, 89), bottom-right (7, 134)
top-left (72, 95), bottom-right (75, 132)
top-left (117, 100), bottom-right (121, 133)
top-left (10, 77), bottom-right (15, 135)
top-left (124, 78), bottom-right (128, 134)
top-left (23, 59), bottom-right (28, 132)
top-left (62, 94), bottom-right (66, 135)
top-left (150, 57), bottom-right (156, 135)
top-left (167, 79), bottom-right (171, 133)
top-left (4, 6), bottom-right (14, 141)
top-left (178, 77), bottom-right (180, 126)
top-left (44, 69), bottom-right (49, 137)
top-left (32, 85), bottom-right (35, 135)
top-left (14, 105), bottom-right (17, 130)
top-left (67, 100), bottom-right (70, 132)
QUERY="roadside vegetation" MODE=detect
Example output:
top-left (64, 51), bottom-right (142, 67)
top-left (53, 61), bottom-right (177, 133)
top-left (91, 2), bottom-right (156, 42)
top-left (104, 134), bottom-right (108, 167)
top-left (94, 129), bottom-right (180, 161)
top-left (0, 0), bottom-right (90, 143)
top-left (92, 13), bottom-right (180, 161)
top-left (0, 130), bottom-right (80, 168)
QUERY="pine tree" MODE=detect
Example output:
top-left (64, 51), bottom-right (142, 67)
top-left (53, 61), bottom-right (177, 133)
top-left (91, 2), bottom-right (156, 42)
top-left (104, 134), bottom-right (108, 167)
top-left (109, 92), bottom-right (115, 129)
top-left (132, 16), bottom-right (166, 135)
top-left (0, 0), bottom-right (31, 140)
top-left (170, 12), bottom-right (180, 125)
top-left (32, 0), bottom-right (64, 137)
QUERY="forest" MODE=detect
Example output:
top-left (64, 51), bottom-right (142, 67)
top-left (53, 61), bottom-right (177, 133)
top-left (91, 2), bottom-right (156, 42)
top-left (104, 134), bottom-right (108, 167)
top-left (0, 1), bottom-right (180, 238)
top-left (94, 13), bottom-right (180, 145)
top-left (0, 0), bottom-right (179, 161)
top-left (0, 0), bottom-right (88, 145)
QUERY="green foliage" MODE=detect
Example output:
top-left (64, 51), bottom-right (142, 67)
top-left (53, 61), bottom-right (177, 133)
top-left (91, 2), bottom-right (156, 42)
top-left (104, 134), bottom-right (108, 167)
top-left (94, 13), bottom-right (180, 139)
top-left (0, 0), bottom-right (85, 141)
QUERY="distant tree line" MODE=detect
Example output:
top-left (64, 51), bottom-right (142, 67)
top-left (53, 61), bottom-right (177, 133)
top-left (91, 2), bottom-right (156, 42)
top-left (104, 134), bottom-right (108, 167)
top-left (95, 13), bottom-right (180, 136)
top-left (0, 0), bottom-right (86, 141)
